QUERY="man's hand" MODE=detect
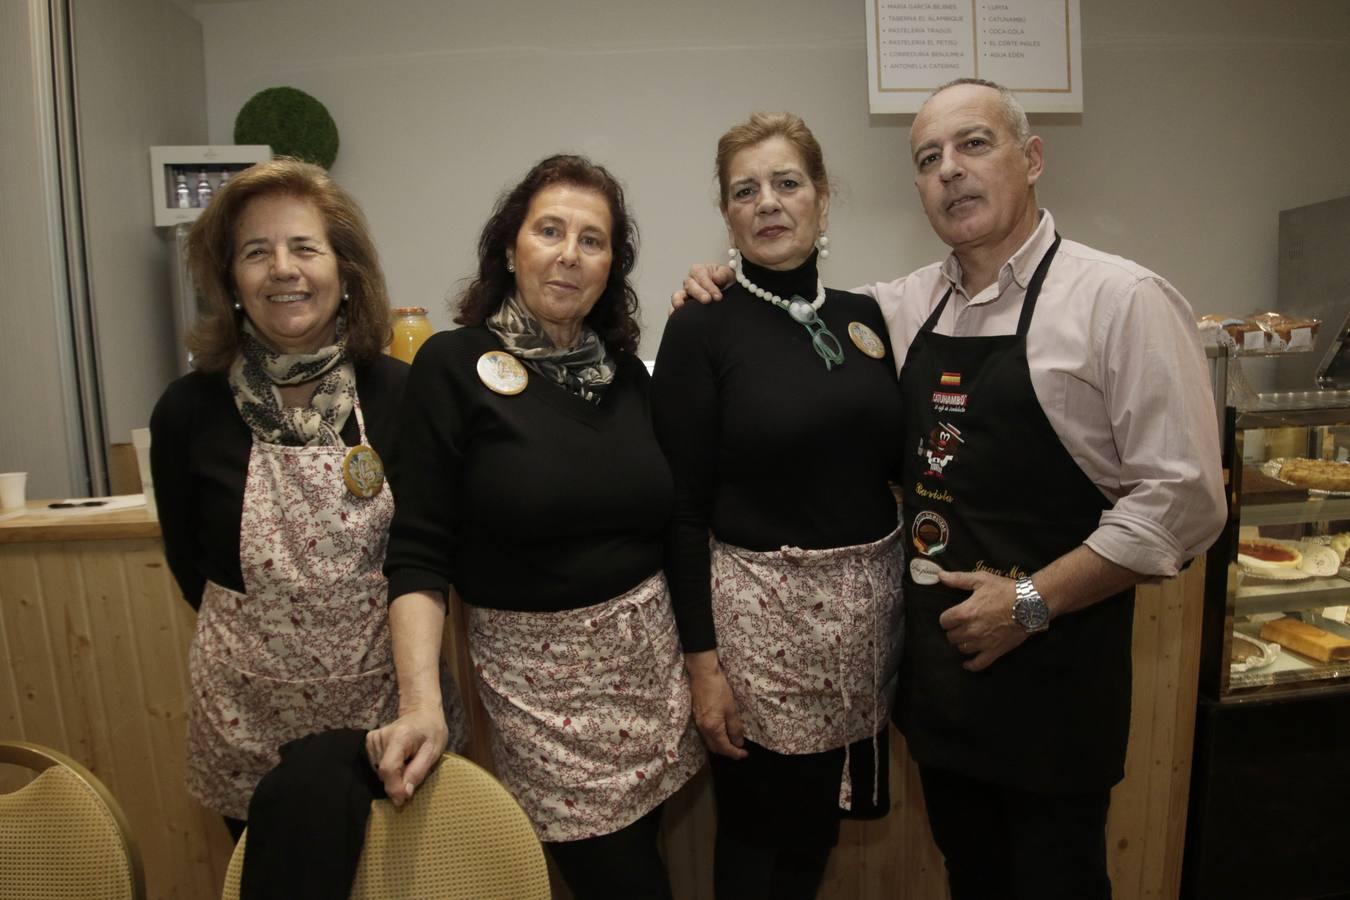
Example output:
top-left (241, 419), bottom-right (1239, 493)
top-left (365, 705), bottom-right (449, 807)
top-left (684, 650), bottom-right (748, 759)
top-left (936, 569), bottom-right (1030, 672)
top-left (670, 263), bottom-right (735, 312)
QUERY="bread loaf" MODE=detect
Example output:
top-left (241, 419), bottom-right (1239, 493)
top-left (1259, 617), bottom-right (1350, 663)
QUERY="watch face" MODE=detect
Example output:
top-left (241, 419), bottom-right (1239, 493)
top-left (1014, 597), bottom-right (1050, 631)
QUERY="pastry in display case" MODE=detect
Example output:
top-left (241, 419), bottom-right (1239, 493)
top-left (1218, 396), bottom-right (1350, 694)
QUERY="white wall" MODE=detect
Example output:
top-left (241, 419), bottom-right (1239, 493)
top-left (191, 0), bottom-right (1350, 360)
top-left (73, 0), bottom-right (207, 447)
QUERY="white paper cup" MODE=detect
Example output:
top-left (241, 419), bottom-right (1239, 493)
top-left (0, 472), bottom-right (27, 510)
top-left (130, 428), bottom-right (156, 519)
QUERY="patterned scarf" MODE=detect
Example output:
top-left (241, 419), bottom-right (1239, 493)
top-left (227, 317), bottom-right (356, 447)
top-left (486, 295), bottom-right (615, 404)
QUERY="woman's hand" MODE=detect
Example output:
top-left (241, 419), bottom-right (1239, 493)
top-left (685, 650), bottom-right (748, 760)
top-left (365, 706), bottom-right (448, 806)
top-left (372, 590), bottom-right (450, 806)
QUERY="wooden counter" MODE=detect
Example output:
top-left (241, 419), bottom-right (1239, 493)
top-left (0, 500), bottom-right (162, 543)
top-left (0, 501), bottom-right (1202, 899)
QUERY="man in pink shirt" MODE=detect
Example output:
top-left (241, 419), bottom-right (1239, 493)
top-left (676, 78), bottom-right (1226, 898)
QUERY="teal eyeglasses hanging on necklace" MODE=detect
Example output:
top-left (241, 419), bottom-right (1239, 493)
top-left (731, 250), bottom-right (845, 371)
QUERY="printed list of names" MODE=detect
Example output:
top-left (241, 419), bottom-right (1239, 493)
top-left (873, 0), bottom-right (1071, 95)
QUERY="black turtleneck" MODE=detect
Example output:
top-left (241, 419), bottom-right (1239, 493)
top-left (651, 252), bottom-right (905, 652)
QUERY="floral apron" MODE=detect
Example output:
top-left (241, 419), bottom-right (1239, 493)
top-left (467, 572), bottom-right (705, 843)
top-left (186, 400), bottom-right (461, 820)
top-left (710, 524), bottom-right (904, 808)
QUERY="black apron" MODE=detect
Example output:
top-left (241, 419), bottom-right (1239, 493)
top-left (894, 236), bottom-right (1134, 793)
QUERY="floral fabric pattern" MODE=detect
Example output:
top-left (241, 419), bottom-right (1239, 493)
top-left (185, 401), bottom-right (466, 820)
top-left (468, 573), bottom-right (705, 843)
top-left (711, 525), bottom-right (905, 805)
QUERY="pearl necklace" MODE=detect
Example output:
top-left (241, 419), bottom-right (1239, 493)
top-left (731, 249), bottom-right (826, 314)
top-left (729, 249), bottom-right (844, 370)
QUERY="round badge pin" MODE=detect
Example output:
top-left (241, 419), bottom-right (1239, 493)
top-left (911, 510), bottom-right (950, 557)
top-left (477, 351), bottom-right (528, 396)
top-left (848, 322), bottom-right (886, 359)
top-left (910, 558), bottom-right (943, 586)
top-left (342, 444), bottom-right (385, 498)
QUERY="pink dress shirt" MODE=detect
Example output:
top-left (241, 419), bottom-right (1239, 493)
top-left (858, 211), bottom-right (1226, 578)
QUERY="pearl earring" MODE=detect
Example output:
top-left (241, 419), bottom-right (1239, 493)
top-left (232, 300), bottom-right (242, 311)
top-left (816, 234), bottom-right (830, 260)
top-left (728, 247), bottom-right (738, 263)
top-left (342, 290), bottom-right (350, 302)
top-left (507, 259), bottom-right (516, 273)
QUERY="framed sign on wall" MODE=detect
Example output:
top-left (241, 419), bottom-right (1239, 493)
top-left (865, 0), bottom-right (1082, 113)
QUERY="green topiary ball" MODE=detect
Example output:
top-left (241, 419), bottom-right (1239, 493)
top-left (234, 86), bottom-right (339, 169)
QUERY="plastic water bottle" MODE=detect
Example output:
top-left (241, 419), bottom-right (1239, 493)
top-left (196, 170), bottom-right (212, 208)
top-left (175, 173), bottom-right (191, 209)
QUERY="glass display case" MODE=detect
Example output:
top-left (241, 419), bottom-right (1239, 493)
top-left (1210, 391), bottom-right (1350, 698)
top-left (1185, 386), bottom-right (1350, 900)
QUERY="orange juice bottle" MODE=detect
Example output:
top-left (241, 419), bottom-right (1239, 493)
top-left (389, 307), bottom-right (433, 364)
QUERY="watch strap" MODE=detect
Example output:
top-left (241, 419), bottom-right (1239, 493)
top-left (1013, 576), bottom-right (1050, 633)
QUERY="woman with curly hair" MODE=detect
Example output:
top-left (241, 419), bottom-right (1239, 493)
top-left (367, 155), bottom-right (703, 900)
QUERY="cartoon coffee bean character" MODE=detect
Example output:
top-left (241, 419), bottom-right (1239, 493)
top-left (922, 422), bottom-right (964, 478)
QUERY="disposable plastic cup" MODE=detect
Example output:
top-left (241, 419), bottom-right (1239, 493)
top-left (0, 472), bottom-right (27, 510)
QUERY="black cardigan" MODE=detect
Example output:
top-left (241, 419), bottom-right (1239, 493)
top-left (383, 326), bottom-right (673, 612)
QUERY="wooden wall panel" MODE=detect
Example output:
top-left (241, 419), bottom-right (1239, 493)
top-left (0, 540), bottom-right (234, 900)
top-left (1, 551), bottom-right (70, 751)
top-left (1112, 566), bottom-right (1204, 899)
top-left (1, 532), bottom-right (1201, 900)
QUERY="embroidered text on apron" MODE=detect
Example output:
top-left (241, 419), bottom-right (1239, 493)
top-left (895, 235), bottom-right (1134, 793)
top-left (186, 400), bottom-right (464, 820)
top-left (468, 572), bottom-right (705, 843)
top-left (711, 524), bottom-right (904, 808)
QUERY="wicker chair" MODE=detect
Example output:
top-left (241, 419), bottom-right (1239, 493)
top-left (0, 740), bottom-right (146, 900)
top-left (221, 752), bottom-right (550, 900)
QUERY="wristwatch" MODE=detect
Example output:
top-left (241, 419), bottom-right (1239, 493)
top-left (1012, 577), bottom-right (1050, 634)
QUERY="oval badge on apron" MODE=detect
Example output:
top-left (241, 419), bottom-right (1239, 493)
top-left (342, 444), bottom-right (384, 498)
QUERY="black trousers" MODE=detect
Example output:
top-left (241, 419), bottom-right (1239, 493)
top-left (545, 805), bottom-right (672, 900)
top-left (223, 815), bottom-right (246, 842)
top-left (709, 732), bottom-right (890, 900)
top-left (713, 828), bottom-right (832, 900)
top-left (918, 764), bottom-right (1112, 900)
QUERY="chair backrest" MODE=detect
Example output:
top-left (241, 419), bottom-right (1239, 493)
top-left (0, 740), bottom-right (146, 900)
top-left (221, 752), bottom-right (551, 900)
